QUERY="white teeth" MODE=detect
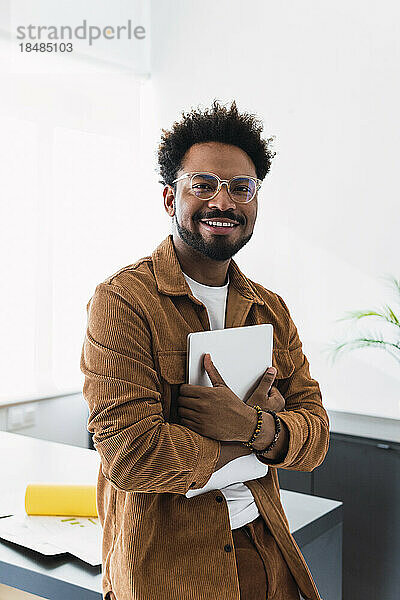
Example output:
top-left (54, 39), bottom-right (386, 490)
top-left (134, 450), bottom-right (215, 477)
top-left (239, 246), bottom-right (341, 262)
top-left (203, 220), bottom-right (236, 227)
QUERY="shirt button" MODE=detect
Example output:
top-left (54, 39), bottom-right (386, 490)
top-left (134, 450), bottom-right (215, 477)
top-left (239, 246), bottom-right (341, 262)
top-left (215, 495), bottom-right (223, 502)
top-left (224, 544), bottom-right (232, 552)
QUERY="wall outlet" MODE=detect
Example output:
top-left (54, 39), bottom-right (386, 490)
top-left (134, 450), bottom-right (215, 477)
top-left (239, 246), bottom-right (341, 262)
top-left (7, 404), bottom-right (37, 431)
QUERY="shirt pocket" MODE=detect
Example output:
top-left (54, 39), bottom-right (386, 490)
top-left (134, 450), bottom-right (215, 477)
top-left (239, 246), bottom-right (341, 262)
top-left (271, 348), bottom-right (295, 396)
top-left (156, 350), bottom-right (186, 424)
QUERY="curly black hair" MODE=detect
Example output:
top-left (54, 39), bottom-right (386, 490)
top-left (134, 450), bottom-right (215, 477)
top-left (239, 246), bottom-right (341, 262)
top-left (157, 99), bottom-right (276, 188)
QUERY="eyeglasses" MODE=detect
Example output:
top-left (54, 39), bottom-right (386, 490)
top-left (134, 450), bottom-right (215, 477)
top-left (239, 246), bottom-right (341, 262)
top-left (172, 171), bottom-right (262, 204)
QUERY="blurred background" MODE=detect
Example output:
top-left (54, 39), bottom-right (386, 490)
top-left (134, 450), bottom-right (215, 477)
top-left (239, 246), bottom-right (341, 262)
top-left (0, 2), bottom-right (399, 599)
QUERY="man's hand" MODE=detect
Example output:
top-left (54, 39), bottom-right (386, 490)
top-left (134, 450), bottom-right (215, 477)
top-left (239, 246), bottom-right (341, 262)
top-left (243, 366), bottom-right (289, 459)
top-left (245, 366), bottom-right (286, 414)
top-left (177, 353), bottom-right (256, 442)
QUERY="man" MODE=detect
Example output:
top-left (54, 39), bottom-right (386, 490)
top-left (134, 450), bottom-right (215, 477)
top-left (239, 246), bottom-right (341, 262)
top-left (81, 100), bottom-right (330, 600)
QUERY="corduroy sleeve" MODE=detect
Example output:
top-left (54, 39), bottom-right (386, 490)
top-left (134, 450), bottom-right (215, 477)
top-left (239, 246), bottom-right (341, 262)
top-left (255, 294), bottom-right (330, 471)
top-left (80, 282), bottom-right (220, 494)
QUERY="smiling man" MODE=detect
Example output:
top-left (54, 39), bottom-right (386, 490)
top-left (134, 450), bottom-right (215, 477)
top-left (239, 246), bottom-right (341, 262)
top-left (81, 100), bottom-right (330, 600)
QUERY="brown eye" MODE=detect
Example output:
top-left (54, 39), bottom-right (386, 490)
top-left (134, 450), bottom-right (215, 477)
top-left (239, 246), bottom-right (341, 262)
top-left (191, 174), bottom-right (218, 198)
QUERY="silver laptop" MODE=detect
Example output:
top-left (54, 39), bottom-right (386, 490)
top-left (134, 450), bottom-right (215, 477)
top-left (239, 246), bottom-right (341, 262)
top-left (187, 324), bottom-right (273, 403)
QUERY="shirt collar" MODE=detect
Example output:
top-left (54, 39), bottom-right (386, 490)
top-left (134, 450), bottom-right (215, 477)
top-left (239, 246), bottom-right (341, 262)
top-left (151, 234), bottom-right (265, 305)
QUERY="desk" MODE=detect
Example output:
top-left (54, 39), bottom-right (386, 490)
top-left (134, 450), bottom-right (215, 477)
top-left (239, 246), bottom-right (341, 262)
top-left (0, 432), bottom-right (342, 600)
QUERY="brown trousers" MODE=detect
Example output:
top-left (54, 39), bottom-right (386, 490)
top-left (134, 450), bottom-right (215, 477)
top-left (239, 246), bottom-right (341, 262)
top-left (232, 515), bottom-right (300, 600)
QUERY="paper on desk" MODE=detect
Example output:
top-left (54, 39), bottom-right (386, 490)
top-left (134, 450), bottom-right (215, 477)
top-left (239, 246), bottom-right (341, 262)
top-left (0, 514), bottom-right (64, 556)
top-left (0, 513), bottom-right (102, 565)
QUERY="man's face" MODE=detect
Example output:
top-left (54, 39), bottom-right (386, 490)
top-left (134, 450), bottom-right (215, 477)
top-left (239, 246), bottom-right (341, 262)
top-left (167, 142), bottom-right (258, 261)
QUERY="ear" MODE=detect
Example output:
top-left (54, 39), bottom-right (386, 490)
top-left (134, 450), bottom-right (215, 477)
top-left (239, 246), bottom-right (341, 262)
top-left (163, 185), bottom-right (175, 217)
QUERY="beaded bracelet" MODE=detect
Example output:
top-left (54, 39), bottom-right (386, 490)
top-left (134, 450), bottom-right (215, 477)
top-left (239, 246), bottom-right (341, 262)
top-left (242, 407), bottom-right (281, 456)
top-left (242, 405), bottom-right (263, 448)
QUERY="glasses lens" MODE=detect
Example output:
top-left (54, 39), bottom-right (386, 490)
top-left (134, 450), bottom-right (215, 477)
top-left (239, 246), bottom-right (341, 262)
top-left (229, 177), bottom-right (256, 203)
top-left (191, 174), bottom-right (219, 199)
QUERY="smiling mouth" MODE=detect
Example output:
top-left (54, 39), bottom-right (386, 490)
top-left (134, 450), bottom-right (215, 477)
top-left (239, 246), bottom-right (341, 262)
top-left (198, 219), bottom-right (240, 235)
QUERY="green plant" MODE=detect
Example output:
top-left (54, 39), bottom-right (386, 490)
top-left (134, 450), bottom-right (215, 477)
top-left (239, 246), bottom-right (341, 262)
top-left (325, 274), bottom-right (400, 366)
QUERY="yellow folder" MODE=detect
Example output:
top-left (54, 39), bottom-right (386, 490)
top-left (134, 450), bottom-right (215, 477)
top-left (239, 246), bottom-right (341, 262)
top-left (25, 484), bottom-right (98, 517)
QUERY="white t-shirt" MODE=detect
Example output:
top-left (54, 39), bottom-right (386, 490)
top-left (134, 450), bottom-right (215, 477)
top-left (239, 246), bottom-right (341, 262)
top-left (182, 271), bottom-right (268, 530)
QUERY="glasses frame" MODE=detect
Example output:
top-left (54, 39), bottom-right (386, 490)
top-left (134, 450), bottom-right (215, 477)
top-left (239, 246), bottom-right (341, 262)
top-left (171, 171), bottom-right (262, 204)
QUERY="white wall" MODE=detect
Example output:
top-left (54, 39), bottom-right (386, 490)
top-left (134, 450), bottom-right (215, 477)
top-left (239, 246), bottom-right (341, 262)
top-left (147, 0), bottom-right (400, 419)
top-left (0, 32), bottom-right (152, 401)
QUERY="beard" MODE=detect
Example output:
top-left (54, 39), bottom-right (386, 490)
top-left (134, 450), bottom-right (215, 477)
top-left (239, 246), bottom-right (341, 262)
top-left (174, 212), bottom-right (253, 262)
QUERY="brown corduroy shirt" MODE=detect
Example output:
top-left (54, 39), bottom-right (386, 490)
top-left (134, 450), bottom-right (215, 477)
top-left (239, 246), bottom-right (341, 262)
top-left (80, 234), bottom-right (330, 600)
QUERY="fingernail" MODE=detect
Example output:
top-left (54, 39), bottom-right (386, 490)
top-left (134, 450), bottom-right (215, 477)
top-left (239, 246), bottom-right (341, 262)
top-left (267, 367), bottom-right (275, 374)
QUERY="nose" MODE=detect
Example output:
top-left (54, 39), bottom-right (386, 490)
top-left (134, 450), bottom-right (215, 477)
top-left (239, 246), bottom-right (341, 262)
top-left (206, 182), bottom-right (237, 212)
